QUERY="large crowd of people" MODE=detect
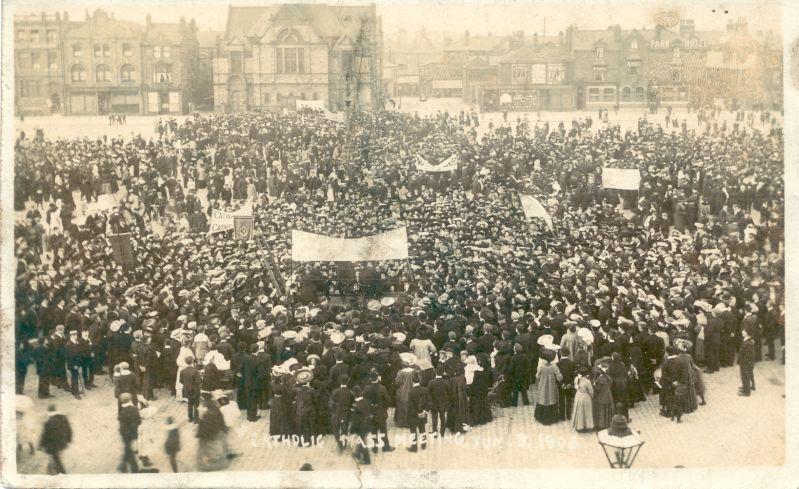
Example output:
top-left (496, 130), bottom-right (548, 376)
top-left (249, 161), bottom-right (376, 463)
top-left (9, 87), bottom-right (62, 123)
top-left (14, 104), bottom-right (784, 472)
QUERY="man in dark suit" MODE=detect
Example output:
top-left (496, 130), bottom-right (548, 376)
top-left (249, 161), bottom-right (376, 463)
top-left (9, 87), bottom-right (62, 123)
top-left (508, 343), bottom-right (532, 406)
top-left (641, 326), bottom-right (665, 392)
top-left (329, 374), bottom-right (353, 451)
top-left (239, 344), bottom-right (261, 421)
top-left (117, 392), bottom-right (141, 473)
top-left (406, 371), bottom-right (432, 452)
top-left (362, 370), bottom-right (394, 452)
top-left (557, 346), bottom-right (577, 420)
top-left (427, 366), bottom-right (450, 437)
top-left (348, 386), bottom-right (372, 465)
top-left (738, 326), bottom-right (756, 396)
top-left (65, 330), bottom-right (84, 399)
top-left (659, 346), bottom-right (684, 417)
top-left (179, 356), bottom-right (201, 423)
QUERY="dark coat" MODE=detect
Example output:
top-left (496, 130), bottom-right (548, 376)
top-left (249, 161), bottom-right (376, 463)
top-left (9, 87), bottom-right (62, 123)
top-left (738, 338), bottom-right (755, 368)
top-left (427, 377), bottom-right (451, 411)
top-left (507, 353), bottom-right (532, 387)
top-left (329, 386), bottom-right (354, 424)
top-left (179, 366), bottom-right (202, 397)
top-left (39, 414), bottom-right (72, 453)
top-left (118, 405), bottom-right (141, 442)
top-left (363, 382), bottom-right (391, 421)
top-left (407, 384), bottom-right (432, 423)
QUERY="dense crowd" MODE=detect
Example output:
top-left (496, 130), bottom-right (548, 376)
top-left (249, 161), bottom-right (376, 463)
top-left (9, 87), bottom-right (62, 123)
top-left (14, 105), bottom-right (784, 472)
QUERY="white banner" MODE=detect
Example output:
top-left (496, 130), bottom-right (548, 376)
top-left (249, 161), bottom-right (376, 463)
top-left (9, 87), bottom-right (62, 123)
top-left (519, 194), bottom-right (554, 230)
top-left (207, 203), bottom-right (253, 234)
top-left (602, 167), bottom-right (641, 190)
top-left (416, 154), bottom-right (458, 172)
top-left (291, 227), bottom-right (409, 262)
top-left (296, 99), bottom-right (326, 111)
top-left (324, 111), bottom-right (345, 123)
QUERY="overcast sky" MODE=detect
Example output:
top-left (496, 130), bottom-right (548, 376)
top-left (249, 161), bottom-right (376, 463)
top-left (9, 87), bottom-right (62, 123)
top-left (11, 0), bottom-right (782, 36)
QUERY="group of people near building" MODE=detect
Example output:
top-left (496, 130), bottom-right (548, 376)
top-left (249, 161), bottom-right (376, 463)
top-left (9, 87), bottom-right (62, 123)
top-left (14, 103), bottom-right (784, 472)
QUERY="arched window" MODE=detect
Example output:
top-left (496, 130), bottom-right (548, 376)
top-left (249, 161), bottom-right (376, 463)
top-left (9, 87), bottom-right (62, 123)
top-left (621, 86), bottom-right (631, 101)
top-left (72, 43), bottom-right (82, 57)
top-left (276, 29), bottom-right (305, 74)
top-left (120, 64), bottom-right (136, 82)
top-left (70, 64), bottom-right (86, 82)
top-left (96, 64), bottom-right (111, 82)
top-left (634, 86), bottom-right (645, 102)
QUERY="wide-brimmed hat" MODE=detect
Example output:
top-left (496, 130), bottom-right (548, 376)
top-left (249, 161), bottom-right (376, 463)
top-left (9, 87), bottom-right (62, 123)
top-left (295, 369), bottom-right (313, 384)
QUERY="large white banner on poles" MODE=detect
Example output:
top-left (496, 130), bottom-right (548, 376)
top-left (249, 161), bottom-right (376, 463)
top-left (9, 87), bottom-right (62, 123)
top-left (291, 227), bottom-right (409, 262)
top-left (416, 154), bottom-right (458, 172)
top-left (519, 194), bottom-right (554, 230)
top-left (207, 203), bottom-right (253, 234)
top-left (602, 167), bottom-right (641, 190)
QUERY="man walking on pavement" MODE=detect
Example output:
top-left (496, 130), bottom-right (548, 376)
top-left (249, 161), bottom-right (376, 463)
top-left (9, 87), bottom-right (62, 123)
top-left (738, 326), bottom-right (756, 397)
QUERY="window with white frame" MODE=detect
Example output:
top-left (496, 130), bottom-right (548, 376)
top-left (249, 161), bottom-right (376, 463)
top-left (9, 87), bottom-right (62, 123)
top-left (276, 29), bottom-right (305, 74)
top-left (153, 62), bottom-right (173, 83)
top-left (162, 46), bottom-right (171, 58)
top-left (603, 87), bottom-right (615, 102)
top-left (230, 52), bottom-right (243, 73)
top-left (588, 87), bottom-right (600, 102)
top-left (512, 64), bottom-right (528, 83)
top-left (671, 69), bottom-right (682, 82)
top-left (47, 30), bottom-right (56, 42)
top-left (96, 64), bottom-right (111, 82)
top-left (122, 43), bottom-right (132, 57)
top-left (31, 52), bottom-right (41, 69)
top-left (72, 43), bottom-right (82, 57)
top-left (153, 46), bottom-right (161, 58)
top-left (71, 64), bottom-right (86, 82)
top-left (103, 44), bottom-right (111, 57)
top-left (634, 86), bottom-right (645, 101)
top-left (630, 40), bottom-right (639, 50)
top-left (48, 52), bottom-right (57, 70)
top-left (276, 47), bottom-right (305, 74)
top-left (621, 86), bottom-right (631, 101)
top-left (94, 44), bottom-right (102, 57)
top-left (121, 64), bottom-right (136, 82)
top-left (596, 47), bottom-right (604, 58)
top-left (673, 47), bottom-right (681, 59)
top-left (547, 64), bottom-right (566, 83)
top-left (593, 67), bottom-right (606, 81)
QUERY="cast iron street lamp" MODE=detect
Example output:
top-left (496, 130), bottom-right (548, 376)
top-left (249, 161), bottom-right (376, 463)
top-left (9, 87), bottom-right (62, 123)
top-left (597, 415), bottom-right (645, 468)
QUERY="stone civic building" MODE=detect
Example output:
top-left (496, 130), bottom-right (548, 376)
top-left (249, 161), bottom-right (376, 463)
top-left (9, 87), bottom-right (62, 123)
top-left (212, 3), bottom-right (383, 112)
top-left (14, 9), bottom-right (200, 115)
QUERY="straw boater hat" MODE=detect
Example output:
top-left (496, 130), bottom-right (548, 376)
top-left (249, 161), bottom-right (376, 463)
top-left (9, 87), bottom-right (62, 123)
top-left (295, 369), bottom-right (313, 385)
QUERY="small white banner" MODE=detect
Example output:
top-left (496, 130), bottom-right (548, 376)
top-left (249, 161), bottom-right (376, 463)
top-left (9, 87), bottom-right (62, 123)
top-left (602, 167), bottom-right (641, 190)
top-left (519, 194), bottom-right (554, 230)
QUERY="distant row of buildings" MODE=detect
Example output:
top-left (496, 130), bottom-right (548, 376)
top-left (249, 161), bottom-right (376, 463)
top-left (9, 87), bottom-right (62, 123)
top-left (14, 6), bottom-right (782, 115)
top-left (14, 4), bottom-right (383, 116)
top-left (14, 9), bottom-right (213, 116)
top-left (384, 18), bottom-right (783, 111)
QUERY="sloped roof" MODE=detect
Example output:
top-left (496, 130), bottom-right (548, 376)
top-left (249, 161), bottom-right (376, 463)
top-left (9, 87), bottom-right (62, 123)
top-left (225, 6), bottom-right (273, 41)
top-left (572, 28), bottom-right (621, 50)
top-left (500, 44), bottom-right (572, 63)
top-left (444, 35), bottom-right (502, 52)
top-left (65, 16), bottom-right (141, 39)
top-left (145, 23), bottom-right (184, 43)
top-left (225, 4), bottom-right (375, 44)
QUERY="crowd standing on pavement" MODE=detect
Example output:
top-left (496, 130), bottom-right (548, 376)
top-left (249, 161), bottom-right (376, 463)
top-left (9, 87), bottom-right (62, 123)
top-left (14, 104), bottom-right (784, 472)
